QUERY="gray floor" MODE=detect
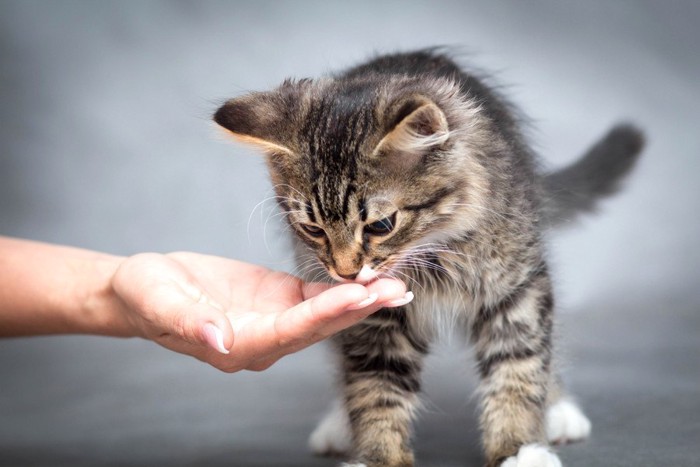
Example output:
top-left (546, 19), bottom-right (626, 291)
top-left (1, 1), bottom-right (699, 466)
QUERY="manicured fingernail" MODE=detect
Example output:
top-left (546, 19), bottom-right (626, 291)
top-left (348, 293), bottom-right (379, 310)
top-left (384, 291), bottom-right (414, 308)
top-left (203, 323), bottom-right (229, 354)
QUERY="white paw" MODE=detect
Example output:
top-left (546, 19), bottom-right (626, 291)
top-left (500, 444), bottom-right (562, 467)
top-left (546, 399), bottom-right (592, 445)
top-left (340, 464), bottom-right (366, 467)
top-left (309, 400), bottom-right (352, 456)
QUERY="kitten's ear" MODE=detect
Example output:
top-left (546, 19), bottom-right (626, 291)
top-left (374, 96), bottom-right (449, 158)
top-left (214, 88), bottom-right (296, 155)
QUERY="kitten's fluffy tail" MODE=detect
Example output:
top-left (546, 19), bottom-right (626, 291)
top-left (541, 123), bottom-right (645, 228)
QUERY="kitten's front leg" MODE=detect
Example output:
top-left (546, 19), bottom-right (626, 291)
top-left (336, 307), bottom-right (428, 467)
top-left (471, 271), bottom-right (560, 467)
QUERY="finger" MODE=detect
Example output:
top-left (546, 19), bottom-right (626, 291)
top-left (273, 279), bottom-right (408, 350)
top-left (169, 282), bottom-right (234, 354)
top-left (137, 282), bottom-right (235, 354)
top-left (304, 278), bottom-right (410, 342)
top-left (296, 278), bottom-right (409, 340)
top-left (268, 283), bottom-right (370, 349)
top-left (364, 277), bottom-right (409, 305)
top-left (301, 276), bottom-right (407, 303)
top-left (214, 279), bottom-right (412, 372)
top-left (113, 254), bottom-right (234, 353)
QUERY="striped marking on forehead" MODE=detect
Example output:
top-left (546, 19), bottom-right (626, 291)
top-left (299, 92), bottom-right (376, 224)
top-left (303, 95), bottom-right (374, 167)
top-left (341, 184), bottom-right (357, 219)
top-left (307, 116), bottom-right (372, 162)
top-left (305, 202), bottom-right (316, 223)
top-left (311, 179), bottom-right (358, 223)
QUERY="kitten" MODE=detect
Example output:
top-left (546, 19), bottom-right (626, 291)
top-left (214, 50), bottom-right (643, 467)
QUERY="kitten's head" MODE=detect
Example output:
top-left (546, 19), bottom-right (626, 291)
top-left (215, 76), bottom-right (489, 283)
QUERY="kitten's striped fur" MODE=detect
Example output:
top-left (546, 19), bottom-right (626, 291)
top-left (215, 50), bottom-right (643, 467)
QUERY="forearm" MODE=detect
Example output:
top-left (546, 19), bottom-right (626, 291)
top-left (0, 237), bottom-right (132, 337)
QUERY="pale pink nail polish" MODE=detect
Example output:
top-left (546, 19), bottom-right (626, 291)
top-left (348, 293), bottom-right (379, 310)
top-left (384, 291), bottom-right (414, 308)
top-left (203, 323), bottom-right (229, 354)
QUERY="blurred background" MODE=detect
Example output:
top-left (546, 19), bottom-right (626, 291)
top-left (1, 1), bottom-right (698, 466)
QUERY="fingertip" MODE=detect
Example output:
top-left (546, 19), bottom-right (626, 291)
top-left (218, 317), bottom-right (235, 351)
top-left (310, 282), bottom-right (373, 316)
top-left (366, 277), bottom-right (408, 301)
top-left (382, 291), bottom-right (415, 308)
top-left (347, 292), bottom-right (378, 310)
top-left (201, 310), bottom-right (234, 354)
top-left (203, 322), bottom-right (230, 354)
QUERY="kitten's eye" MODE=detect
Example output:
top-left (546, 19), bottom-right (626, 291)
top-left (300, 223), bottom-right (325, 238)
top-left (364, 212), bottom-right (397, 236)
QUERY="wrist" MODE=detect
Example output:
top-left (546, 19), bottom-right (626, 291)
top-left (76, 252), bottom-right (137, 338)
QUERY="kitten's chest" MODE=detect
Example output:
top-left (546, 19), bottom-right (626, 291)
top-left (406, 284), bottom-right (476, 339)
top-left (404, 245), bottom-right (529, 337)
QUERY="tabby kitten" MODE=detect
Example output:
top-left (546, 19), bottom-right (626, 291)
top-left (214, 50), bottom-right (643, 467)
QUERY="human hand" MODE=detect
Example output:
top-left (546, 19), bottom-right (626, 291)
top-left (111, 252), bottom-right (411, 372)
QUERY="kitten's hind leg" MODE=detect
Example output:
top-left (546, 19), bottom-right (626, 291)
top-left (309, 398), bottom-right (352, 457)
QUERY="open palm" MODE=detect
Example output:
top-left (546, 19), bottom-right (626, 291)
top-left (112, 251), bottom-right (408, 372)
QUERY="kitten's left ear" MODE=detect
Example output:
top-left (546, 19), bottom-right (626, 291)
top-left (373, 96), bottom-right (450, 159)
top-left (214, 86), bottom-right (298, 155)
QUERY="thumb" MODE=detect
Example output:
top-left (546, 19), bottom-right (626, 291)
top-left (113, 253), bottom-right (234, 354)
top-left (172, 281), bottom-right (234, 354)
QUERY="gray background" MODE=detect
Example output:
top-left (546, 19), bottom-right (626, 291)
top-left (1, 1), bottom-right (698, 466)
